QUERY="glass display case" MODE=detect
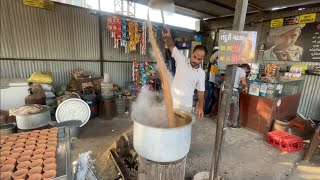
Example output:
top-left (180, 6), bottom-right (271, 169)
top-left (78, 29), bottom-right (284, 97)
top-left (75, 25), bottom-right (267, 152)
top-left (248, 77), bottom-right (305, 98)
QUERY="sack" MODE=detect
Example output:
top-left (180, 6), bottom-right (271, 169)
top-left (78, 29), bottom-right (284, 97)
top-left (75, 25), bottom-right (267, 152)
top-left (45, 91), bottom-right (56, 98)
top-left (28, 72), bottom-right (53, 84)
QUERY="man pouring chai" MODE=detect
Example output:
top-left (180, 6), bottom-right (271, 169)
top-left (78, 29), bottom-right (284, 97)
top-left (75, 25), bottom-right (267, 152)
top-left (162, 27), bottom-right (207, 118)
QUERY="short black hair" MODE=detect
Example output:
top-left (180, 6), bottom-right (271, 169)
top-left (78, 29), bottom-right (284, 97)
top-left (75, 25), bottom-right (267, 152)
top-left (193, 45), bottom-right (208, 56)
top-left (239, 64), bottom-right (251, 71)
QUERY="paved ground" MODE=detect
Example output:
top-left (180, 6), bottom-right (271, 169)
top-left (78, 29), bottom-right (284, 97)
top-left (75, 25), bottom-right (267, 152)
top-left (72, 115), bottom-right (320, 180)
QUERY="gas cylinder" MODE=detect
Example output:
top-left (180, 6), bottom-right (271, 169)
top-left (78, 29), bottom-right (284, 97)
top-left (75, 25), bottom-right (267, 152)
top-left (81, 87), bottom-right (98, 118)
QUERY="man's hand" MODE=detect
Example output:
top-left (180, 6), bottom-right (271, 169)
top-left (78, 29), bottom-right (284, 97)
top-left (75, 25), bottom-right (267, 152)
top-left (162, 26), bottom-right (174, 52)
top-left (162, 26), bottom-right (171, 40)
top-left (196, 102), bottom-right (204, 118)
top-left (242, 87), bottom-right (248, 93)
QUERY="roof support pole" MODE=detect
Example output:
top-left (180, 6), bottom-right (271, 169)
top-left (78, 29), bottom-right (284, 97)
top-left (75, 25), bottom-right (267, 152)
top-left (209, 0), bottom-right (248, 180)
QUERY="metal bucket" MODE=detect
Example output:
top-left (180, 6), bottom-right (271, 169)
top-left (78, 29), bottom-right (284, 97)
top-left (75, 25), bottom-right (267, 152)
top-left (131, 108), bottom-right (195, 162)
top-left (15, 106), bottom-right (51, 130)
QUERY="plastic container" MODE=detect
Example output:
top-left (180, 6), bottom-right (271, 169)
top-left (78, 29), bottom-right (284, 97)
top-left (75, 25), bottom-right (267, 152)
top-left (101, 82), bottom-right (114, 99)
top-left (103, 72), bottom-right (112, 83)
top-left (115, 98), bottom-right (126, 114)
top-left (82, 88), bottom-right (98, 118)
top-left (267, 131), bottom-right (303, 152)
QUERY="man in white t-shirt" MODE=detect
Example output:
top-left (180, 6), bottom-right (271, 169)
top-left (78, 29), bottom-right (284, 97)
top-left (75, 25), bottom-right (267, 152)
top-left (230, 64), bottom-right (250, 128)
top-left (162, 27), bottom-right (206, 118)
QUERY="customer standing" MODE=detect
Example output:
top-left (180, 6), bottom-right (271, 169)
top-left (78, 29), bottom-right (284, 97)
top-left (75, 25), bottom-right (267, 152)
top-left (230, 64), bottom-right (251, 128)
top-left (204, 47), bottom-right (219, 117)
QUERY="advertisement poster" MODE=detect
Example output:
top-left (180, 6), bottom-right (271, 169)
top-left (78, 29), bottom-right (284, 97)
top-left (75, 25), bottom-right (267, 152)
top-left (218, 30), bottom-right (257, 64)
top-left (264, 22), bottom-right (320, 62)
top-left (283, 16), bottom-right (299, 26)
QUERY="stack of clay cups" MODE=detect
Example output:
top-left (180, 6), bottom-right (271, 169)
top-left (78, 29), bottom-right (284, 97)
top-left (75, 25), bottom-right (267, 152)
top-left (0, 128), bottom-right (58, 179)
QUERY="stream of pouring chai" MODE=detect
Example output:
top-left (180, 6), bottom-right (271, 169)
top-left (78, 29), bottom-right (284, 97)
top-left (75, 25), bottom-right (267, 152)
top-left (147, 16), bottom-right (175, 128)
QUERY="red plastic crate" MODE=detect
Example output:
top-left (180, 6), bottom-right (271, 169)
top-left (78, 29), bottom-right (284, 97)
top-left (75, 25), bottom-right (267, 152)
top-left (267, 131), bottom-right (303, 152)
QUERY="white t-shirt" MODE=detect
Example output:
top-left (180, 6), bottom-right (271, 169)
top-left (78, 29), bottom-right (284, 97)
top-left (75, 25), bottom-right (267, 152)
top-left (171, 47), bottom-right (206, 108)
top-left (234, 67), bottom-right (246, 90)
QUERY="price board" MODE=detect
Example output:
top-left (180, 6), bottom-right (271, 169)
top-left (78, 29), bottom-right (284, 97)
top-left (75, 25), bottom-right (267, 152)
top-left (218, 30), bottom-right (258, 64)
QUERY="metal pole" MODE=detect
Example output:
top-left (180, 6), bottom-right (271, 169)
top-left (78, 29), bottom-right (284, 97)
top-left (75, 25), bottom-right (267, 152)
top-left (98, 0), bottom-right (104, 77)
top-left (209, 0), bottom-right (249, 180)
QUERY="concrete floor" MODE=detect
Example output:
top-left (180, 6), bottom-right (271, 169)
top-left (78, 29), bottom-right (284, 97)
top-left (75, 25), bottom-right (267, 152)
top-left (72, 114), bottom-right (320, 180)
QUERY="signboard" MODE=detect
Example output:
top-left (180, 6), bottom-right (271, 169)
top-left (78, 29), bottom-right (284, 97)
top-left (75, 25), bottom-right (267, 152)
top-left (284, 16), bottom-right (299, 26)
top-left (270, 18), bottom-right (284, 28)
top-left (299, 13), bottom-right (317, 24)
top-left (23, 0), bottom-right (54, 11)
top-left (264, 22), bottom-right (320, 62)
top-left (218, 30), bottom-right (258, 64)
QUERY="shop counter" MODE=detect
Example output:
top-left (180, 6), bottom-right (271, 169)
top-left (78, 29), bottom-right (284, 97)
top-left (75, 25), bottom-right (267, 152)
top-left (230, 77), bottom-right (305, 134)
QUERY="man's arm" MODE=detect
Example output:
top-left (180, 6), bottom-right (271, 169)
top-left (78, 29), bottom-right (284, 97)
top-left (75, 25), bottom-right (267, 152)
top-left (197, 91), bottom-right (205, 118)
top-left (162, 27), bottom-right (187, 66)
top-left (162, 27), bottom-right (175, 53)
top-left (241, 77), bottom-right (248, 93)
top-left (196, 71), bottom-right (206, 118)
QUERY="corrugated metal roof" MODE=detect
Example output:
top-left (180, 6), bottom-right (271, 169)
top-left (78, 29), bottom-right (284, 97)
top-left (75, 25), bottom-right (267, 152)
top-left (134, 0), bottom-right (319, 19)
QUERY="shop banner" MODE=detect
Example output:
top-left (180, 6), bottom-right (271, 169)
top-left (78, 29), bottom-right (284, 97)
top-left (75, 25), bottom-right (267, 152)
top-left (299, 13), bottom-right (317, 24)
top-left (218, 30), bottom-right (257, 64)
top-left (270, 18), bottom-right (284, 28)
top-left (264, 22), bottom-right (320, 62)
top-left (23, 0), bottom-right (54, 11)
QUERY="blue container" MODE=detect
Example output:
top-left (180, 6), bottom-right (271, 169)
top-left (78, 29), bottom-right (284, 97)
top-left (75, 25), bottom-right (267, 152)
top-left (82, 88), bottom-right (98, 118)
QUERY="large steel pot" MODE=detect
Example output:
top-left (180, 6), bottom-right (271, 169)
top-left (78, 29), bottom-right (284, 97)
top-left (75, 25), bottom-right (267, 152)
top-left (131, 108), bottom-right (195, 162)
top-left (15, 106), bottom-right (51, 130)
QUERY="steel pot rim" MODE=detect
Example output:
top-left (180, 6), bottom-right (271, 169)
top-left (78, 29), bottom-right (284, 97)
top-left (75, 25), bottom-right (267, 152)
top-left (131, 107), bottom-right (195, 130)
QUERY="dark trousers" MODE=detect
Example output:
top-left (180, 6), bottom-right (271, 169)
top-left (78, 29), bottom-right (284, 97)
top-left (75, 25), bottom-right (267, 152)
top-left (204, 81), bottom-right (218, 115)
